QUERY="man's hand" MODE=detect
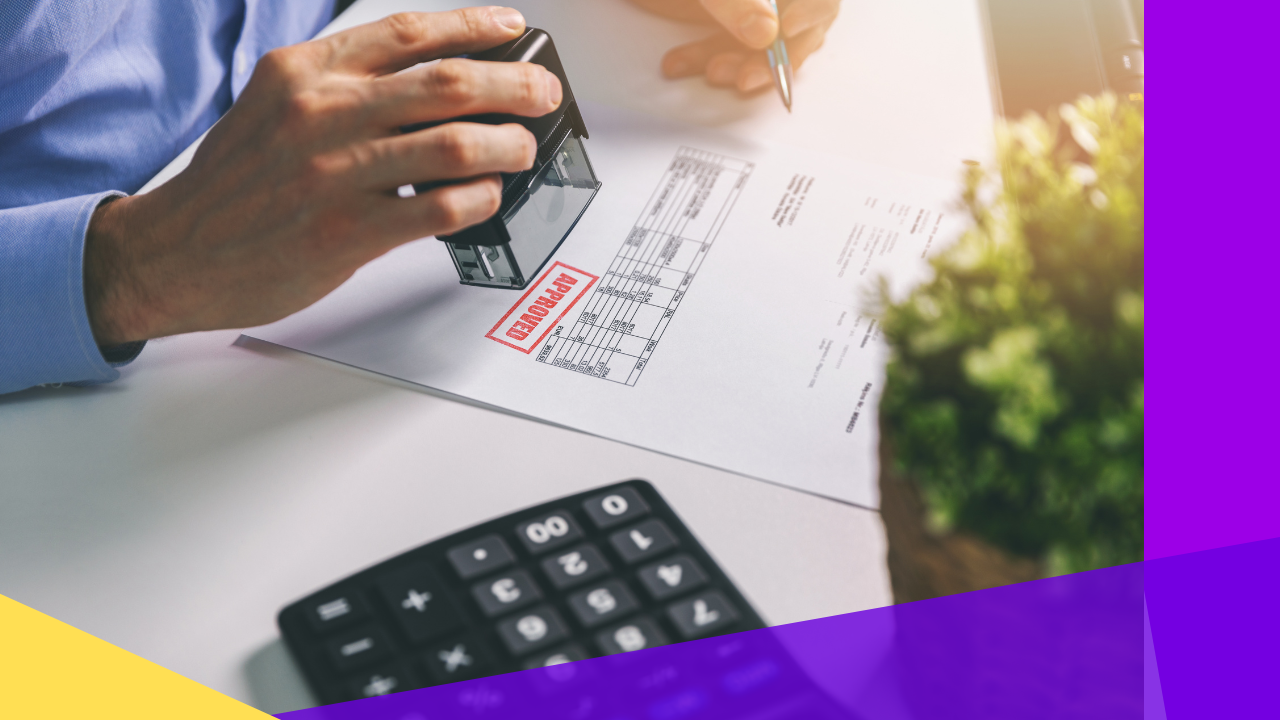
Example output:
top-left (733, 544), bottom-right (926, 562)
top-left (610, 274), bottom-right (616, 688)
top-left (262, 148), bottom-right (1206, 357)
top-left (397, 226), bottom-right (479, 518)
top-left (631, 0), bottom-right (839, 93)
top-left (84, 7), bottom-right (561, 346)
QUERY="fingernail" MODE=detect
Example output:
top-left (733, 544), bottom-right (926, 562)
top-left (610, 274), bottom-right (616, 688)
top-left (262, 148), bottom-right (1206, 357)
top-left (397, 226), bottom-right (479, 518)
top-left (664, 57), bottom-right (690, 77)
top-left (742, 68), bottom-right (771, 91)
top-left (545, 70), bottom-right (563, 108)
top-left (739, 14), bottom-right (778, 48)
top-left (492, 7), bottom-right (524, 31)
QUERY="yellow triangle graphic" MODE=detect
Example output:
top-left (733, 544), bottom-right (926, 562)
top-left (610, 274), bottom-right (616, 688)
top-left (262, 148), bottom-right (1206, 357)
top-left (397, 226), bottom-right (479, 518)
top-left (1, 593), bottom-right (272, 719)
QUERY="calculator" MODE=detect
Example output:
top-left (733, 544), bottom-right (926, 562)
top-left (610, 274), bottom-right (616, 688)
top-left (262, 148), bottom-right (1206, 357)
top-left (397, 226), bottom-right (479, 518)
top-left (277, 480), bottom-right (767, 705)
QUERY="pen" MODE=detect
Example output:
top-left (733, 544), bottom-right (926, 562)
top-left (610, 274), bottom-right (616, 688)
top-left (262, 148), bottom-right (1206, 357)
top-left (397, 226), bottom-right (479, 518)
top-left (765, 0), bottom-right (793, 112)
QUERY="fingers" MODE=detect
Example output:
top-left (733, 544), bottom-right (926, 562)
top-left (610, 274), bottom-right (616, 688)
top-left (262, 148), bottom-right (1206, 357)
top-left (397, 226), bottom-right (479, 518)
top-left (370, 58), bottom-right (561, 128)
top-left (662, 33), bottom-right (743, 78)
top-left (379, 175), bottom-right (505, 241)
top-left (699, 0), bottom-right (779, 49)
top-left (662, 2), bottom-right (834, 88)
top-left (734, 54), bottom-right (773, 92)
top-left (779, 0), bottom-right (839, 39)
top-left (779, 23), bottom-right (829, 70)
top-left (732, 24), bottom-right (828, 92)
top-left (707, 53), bottom-right (749, 87)
top-left (321, 7), bottom-right (526, 76)
top-left (671, 23), bottom-right (829, 94)
top-left (357, 122), bottom-right (537, 189)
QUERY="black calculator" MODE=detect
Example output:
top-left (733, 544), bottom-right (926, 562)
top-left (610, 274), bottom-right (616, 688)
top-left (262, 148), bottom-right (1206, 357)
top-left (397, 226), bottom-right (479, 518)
top-left (277, 480), bottom-right (766, 705)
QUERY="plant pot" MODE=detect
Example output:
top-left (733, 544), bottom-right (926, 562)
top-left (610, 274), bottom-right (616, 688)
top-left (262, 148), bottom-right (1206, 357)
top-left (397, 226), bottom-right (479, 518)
top-left (878, 431), bottom-right (1042, 604)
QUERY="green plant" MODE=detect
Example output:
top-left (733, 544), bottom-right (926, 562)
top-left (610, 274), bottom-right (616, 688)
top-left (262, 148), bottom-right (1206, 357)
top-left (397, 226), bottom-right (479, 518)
top-left (879, 95), bottom-right (1143, 573)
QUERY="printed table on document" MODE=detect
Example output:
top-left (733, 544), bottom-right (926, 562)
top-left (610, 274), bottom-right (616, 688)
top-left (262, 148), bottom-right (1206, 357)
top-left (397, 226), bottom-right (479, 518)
top-left (536, 147), bottom-right (753, 386)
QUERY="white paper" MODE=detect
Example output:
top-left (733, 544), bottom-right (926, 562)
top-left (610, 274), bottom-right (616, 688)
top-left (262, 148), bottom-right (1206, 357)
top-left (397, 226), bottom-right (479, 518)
top-left (250, 103), bottom-right (963, 507)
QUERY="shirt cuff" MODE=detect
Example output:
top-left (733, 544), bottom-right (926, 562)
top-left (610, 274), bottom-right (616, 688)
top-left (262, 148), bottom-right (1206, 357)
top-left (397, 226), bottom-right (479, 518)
top-left (0, 191), bottom-right (146, 394)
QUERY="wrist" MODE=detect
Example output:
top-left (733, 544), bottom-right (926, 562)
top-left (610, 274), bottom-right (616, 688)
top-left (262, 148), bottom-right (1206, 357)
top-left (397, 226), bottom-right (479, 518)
top-left (84, 195), bottom-right (154, 346)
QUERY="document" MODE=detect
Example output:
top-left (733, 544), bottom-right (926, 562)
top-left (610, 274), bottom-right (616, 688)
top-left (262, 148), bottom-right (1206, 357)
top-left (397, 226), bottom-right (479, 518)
top-left (250, 103), bottom-right (963, 507)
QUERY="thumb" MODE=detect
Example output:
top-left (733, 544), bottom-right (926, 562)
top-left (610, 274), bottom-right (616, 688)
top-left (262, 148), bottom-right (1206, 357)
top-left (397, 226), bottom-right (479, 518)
top-left (699, 0), bottom-right (779, 49)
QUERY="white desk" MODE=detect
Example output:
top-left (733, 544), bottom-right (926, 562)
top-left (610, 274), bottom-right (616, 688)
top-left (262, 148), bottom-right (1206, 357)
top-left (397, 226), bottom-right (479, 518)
top-left (0, 0), bottom-right (993, 713)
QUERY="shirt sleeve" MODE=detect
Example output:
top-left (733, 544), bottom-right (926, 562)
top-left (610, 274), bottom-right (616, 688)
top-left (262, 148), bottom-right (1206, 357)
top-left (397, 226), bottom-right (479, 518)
top-left (0, 192), bottom-right (146, 395)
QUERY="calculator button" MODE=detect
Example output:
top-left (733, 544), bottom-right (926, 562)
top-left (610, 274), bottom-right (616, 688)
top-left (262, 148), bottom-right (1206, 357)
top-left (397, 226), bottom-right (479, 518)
top-left (346, 662), bottom-right (419, 700)
top-left (326, 625), bottom-right (392, 672)
top-left (515, 511), bottom-right (584, 554)
top-left (470, 569), bottom-right (542, 617)
top-left (666, 590), bottom-right (739, 639)
top-left (637, 554), bottom-right (709, 600)
top-left (608, 519), bottom-right (679, 564)
top-left (447, 535), bottom-right (516, 580)
top-left (567, 579), bottom-right (640, 628)
top-left (540, 544), bottom-right (611, 590)
top-left (581, 486), bottom-right (650, 529)
top-left (423, 637), bottom-right (492, 684)
top-left (303, 591), bottom-right (367, 634)
top-left (496, 606), bottom-right (570, 656)
top-left (595, 616), bottom-right (669, 655)
top-left (374, 564), bottom-right (463, 644)
top-left (522, 644), bottom-right (590, 669)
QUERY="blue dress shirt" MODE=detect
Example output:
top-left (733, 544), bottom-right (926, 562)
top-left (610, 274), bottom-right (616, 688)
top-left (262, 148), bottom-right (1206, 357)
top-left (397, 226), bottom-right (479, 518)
top-left (0, 0), bottom-right (334, 394)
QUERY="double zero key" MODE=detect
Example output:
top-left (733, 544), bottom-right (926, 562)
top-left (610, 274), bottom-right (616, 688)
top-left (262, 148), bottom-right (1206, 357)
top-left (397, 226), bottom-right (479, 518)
top-left (516, 511), bottom-right (584, 554)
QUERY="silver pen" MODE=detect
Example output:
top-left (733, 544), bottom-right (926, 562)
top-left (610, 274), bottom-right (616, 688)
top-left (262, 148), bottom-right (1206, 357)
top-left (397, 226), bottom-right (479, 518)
top-left (765, 0), bottom-right (793, 112)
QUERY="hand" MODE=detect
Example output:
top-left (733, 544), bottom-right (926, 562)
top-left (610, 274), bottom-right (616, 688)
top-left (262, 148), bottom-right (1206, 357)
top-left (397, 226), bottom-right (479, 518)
top-left (84, 7), bottom-right (562, 345)
top-left (633, 0), bottom-right (839, 93)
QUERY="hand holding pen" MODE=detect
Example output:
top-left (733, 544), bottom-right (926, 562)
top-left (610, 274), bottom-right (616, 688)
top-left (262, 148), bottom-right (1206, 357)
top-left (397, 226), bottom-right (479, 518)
top-left (632, 0), bottom-right (839, 102)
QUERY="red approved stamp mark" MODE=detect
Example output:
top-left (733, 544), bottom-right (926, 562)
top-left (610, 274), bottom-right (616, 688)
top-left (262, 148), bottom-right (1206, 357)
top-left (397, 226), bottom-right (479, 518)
top-left (485, 262), bottom-right (599, 353)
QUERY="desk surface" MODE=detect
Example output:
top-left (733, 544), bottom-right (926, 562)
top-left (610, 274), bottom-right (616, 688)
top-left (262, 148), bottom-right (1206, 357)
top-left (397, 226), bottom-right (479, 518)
top-left (0, 0), bottom-right (993, 713)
